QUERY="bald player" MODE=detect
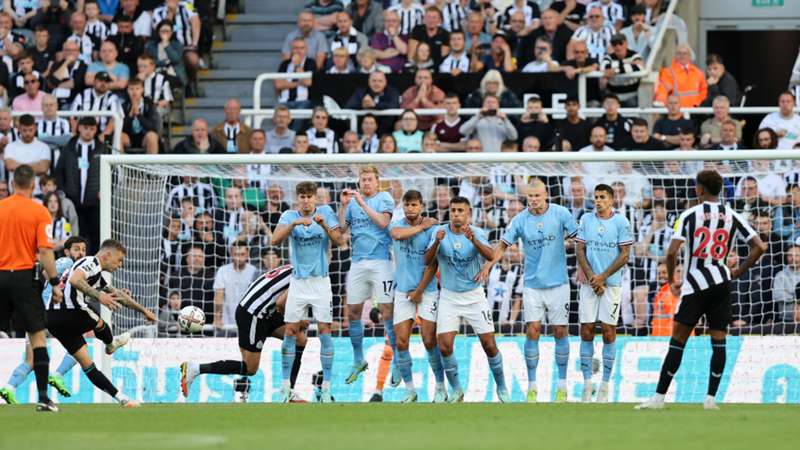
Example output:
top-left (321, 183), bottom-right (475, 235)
top-left (479, 180), bottom-right (579, 402)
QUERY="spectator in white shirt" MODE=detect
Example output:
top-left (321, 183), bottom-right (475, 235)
top-left (439, 30), bottom-right (470, 75)
top-left (759, 91), bottom-right (800, 149)
top-left (578, 126), bottom-right (616, 174)
top-left (521, 35), bottom-right (559, 73)
top-left (3, 114), bottom-right (51, 195)
top-left (212, 241), bottom-right (258, 331)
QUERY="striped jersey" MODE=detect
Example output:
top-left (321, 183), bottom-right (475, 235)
top-left (389, 3), bottom-right (424, 36)
top-left (440, 1), bottom-right (468, 32)
top-left (37, 117), bottom-right (71, 138)
top-left (152, 2), bottom-right (197, 46)
top-left (671, 202), bottom-right (757, 295)
top-left (571, 24), bottom-right (615, 59)
top-left (51, 256), bottom-right (111, 311)
top-left (585, 1), bottom-right (625, 24)
top-left (70, 88), bottom-right (122, 130)
top-left (238, 264), bottom-right (293, 319)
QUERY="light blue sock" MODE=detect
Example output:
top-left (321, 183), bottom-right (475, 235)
top-left (349, 320), bottom-right (364, 363)
top-left (397, 349), bottom-right (413, 385)
top-left (384, 319), bottom-right (396, 350)
top-left (7, 362), bottom-right (31, 388)
top-left (442, 354), bottom-right (461, 392)
top-left (488, 353), bottom-right (506, 391)
top-left (56, 354), bottom-right (77, 377)
top-left (319, 333), bottom-right (334, 382)
top-left (602, 341), bottom-right (616, 383)
top-left (580, 340), bottom-right (594, 381)
top-left (555, 337), bottom-right (570, 383)
top-left (427, 346), bottom-right (445, 384)
top-left (524, 338), bottom-right (539, 386)
top-left (281, 335), bottom-right (296, 383)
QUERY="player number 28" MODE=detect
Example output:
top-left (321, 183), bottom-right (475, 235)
top-left (692, 227), bottom-right (730, 259)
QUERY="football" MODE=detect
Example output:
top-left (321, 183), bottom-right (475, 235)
top-left (178, 306), bottom-right (206, 334)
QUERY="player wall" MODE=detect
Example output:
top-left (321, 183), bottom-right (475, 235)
top-left (1, 337), bottom-right (798, 404)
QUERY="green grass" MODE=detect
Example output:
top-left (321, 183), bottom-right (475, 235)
top-left (0, 403), bottom-right (797, 450)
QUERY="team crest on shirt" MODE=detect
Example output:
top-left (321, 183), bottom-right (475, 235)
top-left (537, 222), bottom-right (544, 231)
top-left (453, 242), bottom-right (462, 250)
top-left (256, 340), bottom-right (264, 350)
top-left (597, 225), bottom-right (606, 235)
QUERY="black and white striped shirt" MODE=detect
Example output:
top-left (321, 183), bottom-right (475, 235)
top-left (438, 51), bottom-right (470, 73)
top-left (52, 256), bottom-right (111, 311)
top-left (37, 118), bottom-right (71, 138)
top-left (638, 222), bottom-right (672, 283)
top-left (277, 58), bottom-right (312, 103)
top-left (571, 25), bottom-right (615, 59)
top-left (330, 28), bottom-right (363, 64)
top-left (306, 128), bottom-right (339, 154)
top-left (585, 1), bottom-right (625, 25)
top-left (85, 19), bottom-right (109, 44)
top-left (67, 33), bottom-right (96, 63)
top-left (389, 3), bottom-right (424, 36)
top-left (361, 134), bottom-right (379, 153)
top-left (441, 1), bottom-right (468, 32)
top-left (672, 202), bottom-right (757, 295)
top-left (142, 72), bottom-right (174, 104)
top-left (501, 1), bottom-right (540, 29)
top-left (152, 2), bottom-right (197, 46)
top-left (71, 88), bottom-right (122, 130)
top-left (239, 264), bottom-right (293, 319)
top-left (168, 182), bottom-right (216, 212)
top-left (50, 217), bottom-right (72, 242)
top-left (600, 50), bottom-right (643, 94)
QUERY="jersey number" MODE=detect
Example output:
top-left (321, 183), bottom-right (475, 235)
top-left (691, 227), bottom-right (730, 260)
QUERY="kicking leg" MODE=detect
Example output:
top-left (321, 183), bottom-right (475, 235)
top-left (72, 345), bottom-right (137, 407)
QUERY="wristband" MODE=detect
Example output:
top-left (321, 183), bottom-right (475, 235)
top-left (49, 276), bottom-right (60, 286)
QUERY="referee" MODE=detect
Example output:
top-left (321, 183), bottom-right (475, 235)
top-left (0, 165), bottom-right (63, 412)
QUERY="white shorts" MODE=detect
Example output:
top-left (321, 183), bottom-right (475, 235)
top-left (346, 259), bottom-right (394, 305)
top-left (285, 276), bottom-right (333, 324)
top-left (437, 288), bottom-right (494, 335)
top-left (523, 284), bottom-right (570, 326)
top-left (393, 290), bottom-right (438, 324)
top-left (578, 284), bottom-right (622, 326)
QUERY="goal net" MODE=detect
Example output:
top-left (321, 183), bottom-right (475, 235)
top-left (99, 151), bottom-right (800, 403)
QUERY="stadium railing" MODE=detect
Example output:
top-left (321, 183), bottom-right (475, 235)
top-left (240, 106), bottom-right (779, 131)
top-left (12, 110), bottom-right (123, 151)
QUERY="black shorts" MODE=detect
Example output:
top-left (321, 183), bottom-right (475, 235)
top-left (674, 281), bottom-right (732, 331)
top-left (235, 305), bottom-right (284, 353)
top-left (0, 270), bottom-right (46, 333)
top-left (47, 307), bottom-right (101, 354)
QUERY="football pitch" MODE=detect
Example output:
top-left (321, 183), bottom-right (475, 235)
top-left (0, 403), bottom-right (797, 450)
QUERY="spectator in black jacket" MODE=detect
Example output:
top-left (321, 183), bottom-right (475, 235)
top-left (54, 117), bottom-right (109, 253)
top-left (555, 95), bottom-right (593, 151)
top-left (172, 118), bottom-right (226, 154)
top-left (516, 8), bottom-right (572, 68)
top-left (702, 54), bottom-right (739, 107)
top-left (623, 118), bottom-right (666, 151)
top-left (344, 72), bottom-right (399, 134)
top-left (593, 93), bottom-right (632, 149)
top-left (107, 15), bottom-right (145, 73)
top-left (169, 245), bottom-right (216, 318)
top-left (121, 77), bottom-right (160, 154)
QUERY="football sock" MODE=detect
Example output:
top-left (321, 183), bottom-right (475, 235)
top-left (555, 336), bottom-right (570, 385)
top-left (319, 334), bottom-right (334, 382)
top-left (524, 338), bottom-right (539, 390)
top-left (488, 353), bottom-right (506, 391)
top-left (6, 362), bottom-right (31, 388)
top-left (580, 340), bottom-right (594, 381)
top-left (94, 322), bottom-right (113, 345)
top-left (349, 320), bottom-right (364, 363)
top-left (602, 341), bottom-right (616, 383)
top-left (384, 319), bottom-right (396, 351)
top-left (32, 347), bottom-right (50, 403)
top-left (56, 354), bottom-right (77, 377)
top-left (427, 346), bottom-right (445, 385)
top-left (656, 338), bottom-right (686, 395)
top-left (83, 363), bottom-right (118, 398)
top-left (375, 344), bottom-right (392, 391)
top-left (442, 354), bottom-right (461, 392)
top-left (281, 335), bottom-right (296, 384)
top-left (708, 338), bottom-right (726, 397)
top-left (290, 345), bottom-right (304, 389)
top-left (396, 349), bottom-right (414, 389)
top-left (199, 360), bottom-right (247, 375)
